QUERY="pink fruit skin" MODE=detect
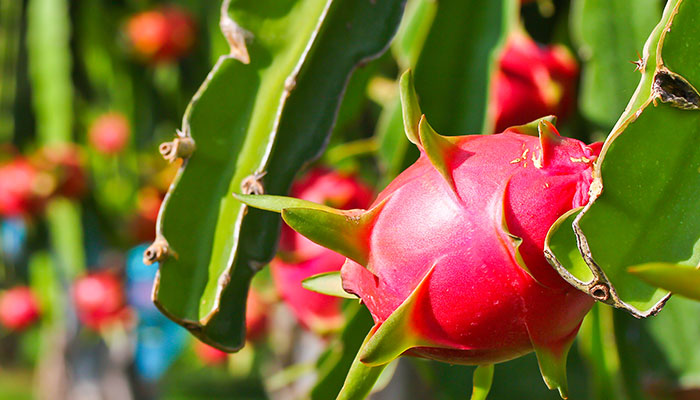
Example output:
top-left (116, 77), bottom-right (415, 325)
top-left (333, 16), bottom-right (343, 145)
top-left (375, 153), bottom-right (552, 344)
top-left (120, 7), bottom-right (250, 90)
top-left (0, 287), bottom-right (40, 331)
top-left (0, 158), bottom-right (42, 217)
top-left (493, 31), bottom-right (578, 133)
top-left (73, 272), bottom-right (130, 331)
top-left (342, 128), bottom-right (600, 365)
top-left (89, 113), bottom-right (131, 155)
top-left (272, 169), bottom-right (373, 333)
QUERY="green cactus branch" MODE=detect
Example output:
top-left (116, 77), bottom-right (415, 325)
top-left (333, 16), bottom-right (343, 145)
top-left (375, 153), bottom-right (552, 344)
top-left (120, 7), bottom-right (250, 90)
top-left (545, 0), bottom-right (700, 317)
top-left (149, 0), bottom-right (406, 350)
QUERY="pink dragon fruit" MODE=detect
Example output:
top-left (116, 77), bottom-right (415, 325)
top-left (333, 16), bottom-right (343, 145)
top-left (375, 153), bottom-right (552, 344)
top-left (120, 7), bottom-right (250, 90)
top-left (492, 30), bottom-right (578, 133)
top-left (238, 71), bottom-right (600, 397)
top-left (271, 168), bottom-right (373, 334)
top-left (0, 157), bottom-right (45, 217)
top-left (0, 286), bottom-right (41, 331)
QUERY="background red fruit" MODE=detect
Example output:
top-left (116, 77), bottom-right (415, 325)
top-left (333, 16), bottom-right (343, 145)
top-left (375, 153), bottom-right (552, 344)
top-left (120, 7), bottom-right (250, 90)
top-left (128, 187), bottom-right (164, 243)
top-left (194, 341), bottom-right (228, 366)
top-left (0, 158), bottom-right (44, 217)
top-left (492, 31), bottom-right (578, 133)
top-left (33, 145), bottom-right (87, 199)
top-left (341, 123), bottom-right (600, 366)
top-left (126, 7), bottom-right (196, 63)
top-left (88, 113), bottom-right (131, 155)
top-left (73, 271), bottom-right (129, 331)
top-left (0, 287), bottom-right (41, 331)
top-left (245, 288), bottom-right (268, 343)
top-left (272, 168), bottom-right (373, 334)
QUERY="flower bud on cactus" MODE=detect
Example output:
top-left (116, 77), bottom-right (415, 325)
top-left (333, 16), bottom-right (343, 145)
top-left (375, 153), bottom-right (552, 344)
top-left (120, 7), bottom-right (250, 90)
top-left (492, 30), bottom-right (578, 133)
top-left (238, 71), bottom-right (601, 397)
top-left (271, 168), bottom-right (373, 334)
top-left (0, 286), bottom-right (41, 331)
top-left (88, 113), bottom-right (131, 155)
top-left (73, 271), bottom-right (130, 331)
top-left (126, 6), bottom-right (196, 64)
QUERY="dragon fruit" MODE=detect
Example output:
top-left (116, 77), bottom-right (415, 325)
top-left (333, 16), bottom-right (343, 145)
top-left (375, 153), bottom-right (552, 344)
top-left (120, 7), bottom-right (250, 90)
top-left (271, 168), bottom-right (373, 334)
top-left (73, 271), bottom-right (131, 331)
top-left (88, 112), bottom-right (131, 155)
top-left (126, 6), bottom-right (196, 64)
top-left (492, 30), bottom-right (578, 133)
top-left (238, 71), bottom-right (600, 397)
top-left (0, 157), bottom-right (45, 217)
top-left (0, 286), bottom-right (41, 331)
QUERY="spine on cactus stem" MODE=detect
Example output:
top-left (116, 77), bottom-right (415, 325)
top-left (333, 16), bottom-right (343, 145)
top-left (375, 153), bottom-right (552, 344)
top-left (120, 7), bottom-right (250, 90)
top-left (238, 70), bottom-right (601, 399)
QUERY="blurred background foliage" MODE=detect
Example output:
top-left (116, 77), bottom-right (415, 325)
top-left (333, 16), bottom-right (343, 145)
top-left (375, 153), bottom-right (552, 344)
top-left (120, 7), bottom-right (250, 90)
top-left (1, 0), bottom-right (698, 399)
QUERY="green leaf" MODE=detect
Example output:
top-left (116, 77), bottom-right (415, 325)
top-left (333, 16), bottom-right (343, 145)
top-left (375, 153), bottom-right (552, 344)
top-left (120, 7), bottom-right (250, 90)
top-left (311, 304), bottom-right (374, 399)
top-left (302, 271), bottom-right (358, 300)
top-left (646, 296), bottom-right (700, 387)
top-left (399, 70), bottom-right (422, 146)
top-left (570, 0), bottom-right (662, 127)
top-left (576, 304), bottom-right (629, 400)
top-left (152, 0), bottom-right (406, 351)
top-left (336, 325), bottom-right (390, 400)
top-left (629, 263), bottom-right (700, 301)
top-left (546, 0), bottom-right (700, 317)
top-left (470, 364), bottom-right (494, 400)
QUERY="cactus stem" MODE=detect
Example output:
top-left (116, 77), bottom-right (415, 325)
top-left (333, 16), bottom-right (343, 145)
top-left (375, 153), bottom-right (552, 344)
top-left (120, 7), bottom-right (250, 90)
top-left (143, 236), bottom-right (176, 265)
top-left (159, 136), bottom-right (195, 162)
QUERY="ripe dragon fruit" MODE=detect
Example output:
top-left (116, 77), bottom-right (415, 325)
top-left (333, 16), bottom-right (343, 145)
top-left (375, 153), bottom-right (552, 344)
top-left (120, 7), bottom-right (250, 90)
top-left (0, 157), bottom-right (45, 217)
top-left (126, 6), bottom-right (196, 64)
top-left (492, 30), bottom-right (578, 133)
top-left (88, 112), bottom-right (131, 155)
top-left (0, 286), bottom-right (41, 331)
top-left (237, 71), bottom-right (600, 398)
top-left (271, 168), bottom-right (373, 334)
top-left (73, 271), bottom-right (131, 331)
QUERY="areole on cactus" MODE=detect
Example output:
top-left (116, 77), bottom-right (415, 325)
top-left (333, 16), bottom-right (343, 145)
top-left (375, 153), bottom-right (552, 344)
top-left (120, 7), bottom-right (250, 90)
top-left (237, 70), bottom-right (601, 399)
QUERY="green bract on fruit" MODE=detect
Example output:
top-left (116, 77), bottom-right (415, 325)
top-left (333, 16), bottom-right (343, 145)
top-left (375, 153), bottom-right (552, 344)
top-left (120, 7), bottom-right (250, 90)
top-left (237, 71), bottom-right (602, 398)
top-left (272, 168), bottom-right (373, 335)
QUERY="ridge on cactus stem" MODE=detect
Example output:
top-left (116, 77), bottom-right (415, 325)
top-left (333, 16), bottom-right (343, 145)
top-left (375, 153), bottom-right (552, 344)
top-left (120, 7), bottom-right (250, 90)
top-left (271, 168), bottom-right (373, 335)
top-left (237, 70), bottom-right (601, 398)
top-left (492, 29), bottom-right (578, 133)
top-left (0, 286), bottom-right (41, 331)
